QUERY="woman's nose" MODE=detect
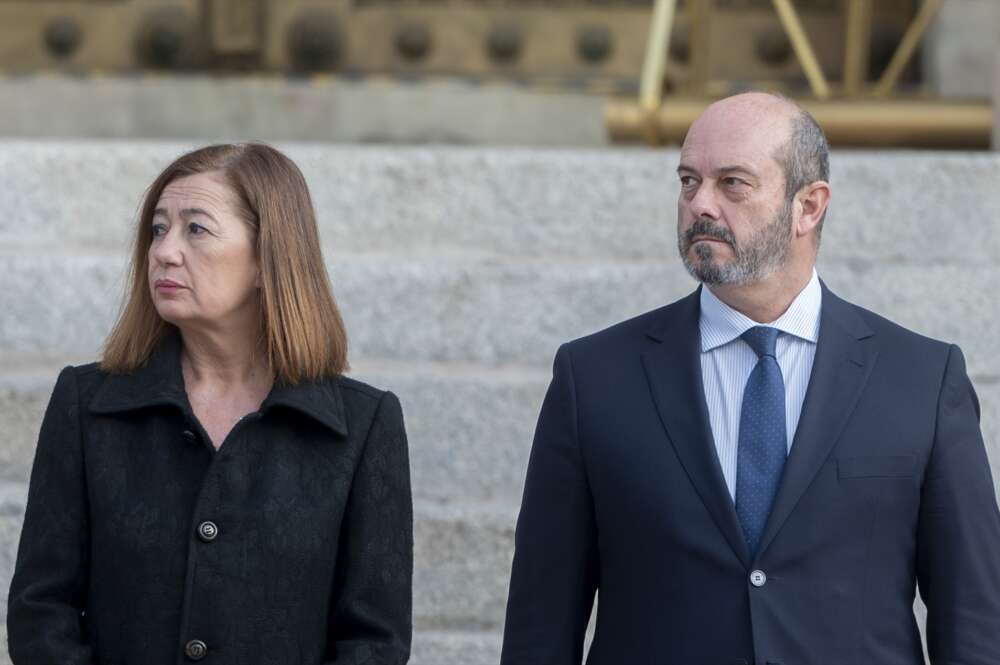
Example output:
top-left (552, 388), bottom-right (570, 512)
top-left (150, 228), bottom-right (183, 266)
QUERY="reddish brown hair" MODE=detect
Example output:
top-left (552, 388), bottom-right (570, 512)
top-left (102, 143), bottom-right (349, 382)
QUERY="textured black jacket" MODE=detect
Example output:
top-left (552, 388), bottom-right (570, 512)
top-left (7, 331), bottom-right (412, 665)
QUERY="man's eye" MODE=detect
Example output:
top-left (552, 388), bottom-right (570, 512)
top-left (723, 177), bottom-right (746, 187)
top-left (679, 176), bottom-right (697, 187)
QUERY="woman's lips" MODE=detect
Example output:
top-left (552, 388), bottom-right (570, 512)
top-left (154, 279), bottom-right (185, 291)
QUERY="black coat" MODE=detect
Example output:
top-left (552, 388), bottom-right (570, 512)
top-left (7, 331), bottom-right (412, 665)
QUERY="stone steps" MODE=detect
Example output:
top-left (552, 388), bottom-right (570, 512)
top-left (4, 251), bottom-right (1000, 372)
top-left (0, 363), bottom-right (548, 499)
top-left (5, 365), bottom-right (998, 503)
top-left (2, 143), bottom-right (1000, 663)
top-left (3, 144), bottom-right (1000, 263)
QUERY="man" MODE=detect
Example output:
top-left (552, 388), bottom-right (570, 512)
top-left (501, 92), bottom-right (1000, 665)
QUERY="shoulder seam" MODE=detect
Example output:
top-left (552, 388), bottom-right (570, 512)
top-left (339, 381), bottom-right (385, 401)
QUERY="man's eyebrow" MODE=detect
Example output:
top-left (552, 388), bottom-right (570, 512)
top-left (677, 164), bottom-right (698, 175)
top-left (716, 165), bottom-right (758, 178)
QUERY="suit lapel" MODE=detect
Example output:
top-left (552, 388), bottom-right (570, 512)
top-left (641, 289), bottom-right (752, 568)
top-left (756, 285), bottom-right (878, 558)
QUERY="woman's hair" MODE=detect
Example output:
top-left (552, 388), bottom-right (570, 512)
top-left (101, 143), bottom-right (349, 382)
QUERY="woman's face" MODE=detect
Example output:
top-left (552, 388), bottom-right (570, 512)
top-left (148, 171), bottom-right (260, 331)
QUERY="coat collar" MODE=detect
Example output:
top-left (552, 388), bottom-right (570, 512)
top-left (89, 328), bottom-right (348, 438)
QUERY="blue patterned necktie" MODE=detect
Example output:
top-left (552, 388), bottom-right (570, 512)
top-left (736, 326), bottom-right (787, 556)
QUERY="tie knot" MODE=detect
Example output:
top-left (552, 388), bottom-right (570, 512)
top-left (741, 326), bottom-right (780, 359)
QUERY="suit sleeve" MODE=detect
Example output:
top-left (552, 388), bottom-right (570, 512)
top-left (917, 345), bottom-right (1000, 664)
top-left (325, 390), bottom-right (413, 665)
top-left (7, 366), bottom-right (94, 664)
top-left (501, 344), bottom-right (599, 665)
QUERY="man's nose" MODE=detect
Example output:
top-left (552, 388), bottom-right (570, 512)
top-left (687, 182), bottom-right (721, 220)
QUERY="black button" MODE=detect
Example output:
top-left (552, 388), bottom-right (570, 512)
top-left (181, 429), bottom-right (197, 444)
top-left (197, 521), bottom-right (218, 542)
top-left (184, 639), bottom-right (207, 660)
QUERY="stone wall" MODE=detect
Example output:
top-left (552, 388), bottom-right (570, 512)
top-left (926, 0), bottom-right (997, 98)
top-left (1, 143), bottom-right (998, 663)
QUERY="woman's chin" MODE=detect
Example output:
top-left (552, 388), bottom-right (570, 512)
top-left (152, 304), bottom-right (192, 327)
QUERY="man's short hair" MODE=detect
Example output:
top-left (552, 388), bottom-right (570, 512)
top-left (776, 101), bottom-right (830, 240)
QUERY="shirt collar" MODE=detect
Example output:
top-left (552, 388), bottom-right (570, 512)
top-left (699, 269), bottom-right (822, 352)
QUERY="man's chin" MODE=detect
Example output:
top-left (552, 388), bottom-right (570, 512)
top-left (683, 257), bottom-right (741, 286)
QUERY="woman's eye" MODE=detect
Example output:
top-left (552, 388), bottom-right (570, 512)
top-left (151, 223), bottom-right (167, 237)
top-left (188, 223), bottom-right (207, 235)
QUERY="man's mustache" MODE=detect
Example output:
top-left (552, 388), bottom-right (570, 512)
top-left (684, 219), bottom-right (736, 248)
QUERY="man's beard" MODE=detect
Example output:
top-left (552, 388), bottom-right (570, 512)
top-left (677, 199), bottom-right (793, 286)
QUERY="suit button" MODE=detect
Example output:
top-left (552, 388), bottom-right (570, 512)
top-left (182, 429), bottom-right (197, 444)
top-left (197, 521), bottom-right (219, 542)
top-left (749, 569), bottom-right (767, 587)
top-left (184, 639), bottom-right (208, 660)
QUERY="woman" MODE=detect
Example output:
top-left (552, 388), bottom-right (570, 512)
top-left (7, 144), bottom-right (412, 664)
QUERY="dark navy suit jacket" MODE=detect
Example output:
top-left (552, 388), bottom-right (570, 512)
top-left (501, 284), bottom-right (1000, 665)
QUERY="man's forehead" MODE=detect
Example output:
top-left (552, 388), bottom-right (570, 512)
top-left (681, 102), bottom-right (792, 171)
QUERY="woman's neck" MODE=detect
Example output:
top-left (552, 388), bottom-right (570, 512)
top-left (178, 326), bottom-right (271, 389)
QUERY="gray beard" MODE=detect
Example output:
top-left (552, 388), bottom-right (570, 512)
top-left (678, 199), bottom-right (793, 286)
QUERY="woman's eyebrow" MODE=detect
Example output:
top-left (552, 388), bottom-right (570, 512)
top-left (179, 207), bottom-right (218, 222)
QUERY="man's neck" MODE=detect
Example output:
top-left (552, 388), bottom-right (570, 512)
top-left (707, 267), bottom-right (814, 324)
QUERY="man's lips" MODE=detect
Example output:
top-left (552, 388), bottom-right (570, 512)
top-left (691, 236), bottom-right (731, 245)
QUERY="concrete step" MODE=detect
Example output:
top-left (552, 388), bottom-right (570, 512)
top-left (4, 251), bottom-right (1000, 374)
top-left (4, 143), bottom-right (1000, 265)
top-left (0, 483), bottom-right (516, 631)
top-left (0, 627), bottom-right (503, 665)
top-left (6, 357), bottom-right (1000, 505)
top-left (0, 364), bottom-right (547, 500)
top-left (6, 363), bottom-right (998, 502)
top-left (410, 629), bottom-right (502, 665)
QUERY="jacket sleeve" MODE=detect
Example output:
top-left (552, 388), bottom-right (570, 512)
top-left (325, 390), bottom-right (413, 665)
top-left (917, 345), bottom-right (1000, 664)
top-left (501, 344), bottom-right (599, 665)
top-left (7, 366), bottom-right (94, 663)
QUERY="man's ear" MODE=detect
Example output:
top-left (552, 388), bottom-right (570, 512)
top-left (795, 181), bottom-right (831, 238)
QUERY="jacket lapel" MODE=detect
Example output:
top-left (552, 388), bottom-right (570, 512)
top-left (641, 289), bottom-right (752, 568)
top-left (755, 284), bottom-right (878, 558)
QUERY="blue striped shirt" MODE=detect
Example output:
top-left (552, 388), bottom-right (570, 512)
top-left (699, 270), bottom-right (823, 501)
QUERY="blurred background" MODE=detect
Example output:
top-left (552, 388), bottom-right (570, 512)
top-left (1, 1), bottom-right (999, 663)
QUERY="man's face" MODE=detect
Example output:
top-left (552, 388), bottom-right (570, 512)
top-left (676, 98), bottom-right (795, 286)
